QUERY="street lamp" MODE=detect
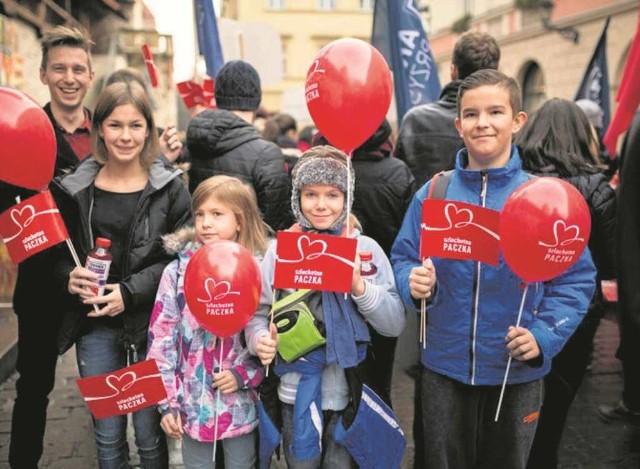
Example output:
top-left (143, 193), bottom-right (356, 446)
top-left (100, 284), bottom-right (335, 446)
top-left (538, 0), bottom-right (579, 44)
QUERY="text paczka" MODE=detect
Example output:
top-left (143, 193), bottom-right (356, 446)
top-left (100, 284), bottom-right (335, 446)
top-left (543, 247), bottom-right (576, 264)
top-left (22, 230), bottom-right (48, 251)
top-left (205, 302), bottom-right (235, 316)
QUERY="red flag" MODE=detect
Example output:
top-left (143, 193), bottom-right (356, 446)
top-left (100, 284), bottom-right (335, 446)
top-left (141, 43), bottom-right (160, 88)
top-left (603, 6), bottom-right (640, 156)
top-left (0, 190), bottom-right (69, 264)
top-left (420, 199), bottom-right (501, 266)
top-left (274, 231), bottom-right (357, 293)
top-left (76, 359), bottom-right (167, 419)
top-left (203, 78), bottom-right (217, 108)
top-left (177, 80), bottom-right (206, 109)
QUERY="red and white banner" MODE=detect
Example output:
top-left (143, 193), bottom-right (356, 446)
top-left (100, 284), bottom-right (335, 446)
top-left (421, 199), bottom-right (500, 266)
top-left (76, 359), bottom-right (167, 419)
top-left (274, 231), bottom-right (357, 293)
top-left (141, 43), bottom-right (159, 88)
top-left (0, 190), bottom-right (69, 264)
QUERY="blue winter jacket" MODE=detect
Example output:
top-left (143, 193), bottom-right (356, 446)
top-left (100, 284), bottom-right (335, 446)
top-left (391, 147), bottom-right (596, 386)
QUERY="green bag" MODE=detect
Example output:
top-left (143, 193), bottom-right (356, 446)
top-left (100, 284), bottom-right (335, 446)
top-left (271, 289), bottom-right (326, 362)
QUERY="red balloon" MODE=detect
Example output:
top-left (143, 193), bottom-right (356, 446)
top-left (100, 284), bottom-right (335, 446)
top-left (0, 87), bottom-right (56, 190)
top-left (184, 241), bottom-right (261, 338)
top-left (500, 178), bottom-right (591, 283)
top-left (305, 38), bottom-right (392, 153)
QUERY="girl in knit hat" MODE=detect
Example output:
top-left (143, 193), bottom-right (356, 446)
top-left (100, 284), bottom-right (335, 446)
top-left (245, 145), bottom-right (406, 468)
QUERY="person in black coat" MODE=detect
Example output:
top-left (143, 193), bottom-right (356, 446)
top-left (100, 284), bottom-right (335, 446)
top-left (394, 31), bottom-right (500, 189)
top-left (0, 25), bottom-right (95, 469)
top-left (312, 119), bottom-right (416, 406)
top-left (514, 98), bottom-right (617, 469)
top-left (597, 109), bottom-right (640, 423)
top-left (187, 60), bottom-right (292, 231)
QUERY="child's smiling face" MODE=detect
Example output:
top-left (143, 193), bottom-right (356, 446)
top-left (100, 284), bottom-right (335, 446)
top-left (455, 84), bottom-right (526, 170)
top-left (299, 184), bottom-right (345, 231)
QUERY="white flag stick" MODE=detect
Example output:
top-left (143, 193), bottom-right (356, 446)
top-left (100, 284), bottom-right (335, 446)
top-left (495, 283), bottom-right (529, 422)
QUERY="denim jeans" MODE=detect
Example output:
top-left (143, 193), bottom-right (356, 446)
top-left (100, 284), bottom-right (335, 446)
top-left (181, 431), bottom-right (256, 469)
top-left (281, 403), bottom-right (356, 469)
top-left (76, 325), bottom-right (168, 469)
top-left (421, 367), bottom-right (543, 469)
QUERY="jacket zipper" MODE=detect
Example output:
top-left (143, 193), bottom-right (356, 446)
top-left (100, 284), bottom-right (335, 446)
top-left (470, 170), bottom-right (488, 385)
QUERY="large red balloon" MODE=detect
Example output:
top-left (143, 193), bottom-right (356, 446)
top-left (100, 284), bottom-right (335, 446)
top-left (0, 87), bottom-right (56, 190)
top-left (500, 178), bottom-right (591, 283)
top-left (305, 38), bottom-right (392, 153)
top-left (184, 241), bottom-right (261, 338)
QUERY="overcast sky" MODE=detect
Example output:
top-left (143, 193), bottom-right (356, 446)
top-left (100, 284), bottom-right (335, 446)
top-left (143, 0), bottom-right (223, 82)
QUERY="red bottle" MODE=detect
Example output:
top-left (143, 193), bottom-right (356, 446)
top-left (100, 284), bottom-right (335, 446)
top-left (359, 251), bottom-right (378, 282)
top-left (85, 237), bottom-right (112, 296)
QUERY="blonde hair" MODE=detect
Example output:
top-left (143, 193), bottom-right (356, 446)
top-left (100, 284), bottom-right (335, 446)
top-left (91, 82), bottom-right (159, 169)
top-left (40, 25), bottom-right (93, 70)
top-left (191, 176), bottom-right (269, 255)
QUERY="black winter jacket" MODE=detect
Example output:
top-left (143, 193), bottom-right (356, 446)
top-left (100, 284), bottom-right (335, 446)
top-left (617, 110), bottom-right (640, 333)
top-left (534, 168), bottom-right (616, 296)
top-left (53, 158), bottom-right (192, 355)
top-left (394, 81), bottom-right (464, 188)
top-left (0, 104), bottom-right (89, 316)
top-left (187, 109), bottom-right (292, 230)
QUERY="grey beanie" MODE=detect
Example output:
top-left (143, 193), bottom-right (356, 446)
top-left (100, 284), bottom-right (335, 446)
top-left (291, 146), bottom-right (355, 231)
top-left (215, 60), bottom-right (262, 111)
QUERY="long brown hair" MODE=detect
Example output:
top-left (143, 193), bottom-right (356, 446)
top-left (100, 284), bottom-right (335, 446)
top-left (191, 176), bottom-right (269, 255)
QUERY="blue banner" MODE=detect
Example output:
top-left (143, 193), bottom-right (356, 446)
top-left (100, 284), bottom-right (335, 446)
top-left (194, 0), bottom-right (225, 78)
top-left (574, 17), bottom-right (611, 135)
top-left (372, 0), bottom-right (441, 124)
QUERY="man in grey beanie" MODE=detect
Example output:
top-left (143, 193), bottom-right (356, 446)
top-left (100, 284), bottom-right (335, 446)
top-left (187, 60), bottom-right (292, 230)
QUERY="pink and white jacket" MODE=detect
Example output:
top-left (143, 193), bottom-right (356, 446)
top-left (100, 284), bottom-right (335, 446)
top-left (147, 228), bottom-right (263, 442)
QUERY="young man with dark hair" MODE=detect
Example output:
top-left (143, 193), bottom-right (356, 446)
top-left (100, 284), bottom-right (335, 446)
top-left (395, 31), bottom-right (501, 188)
top-left (1, 24), bottom-right (94, 468)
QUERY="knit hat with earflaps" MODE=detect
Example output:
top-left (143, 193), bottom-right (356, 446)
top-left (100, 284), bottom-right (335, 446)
top-left (215, 60), bottom-right (262, 111)
top-left (290, 145), bottom-right (355, 231)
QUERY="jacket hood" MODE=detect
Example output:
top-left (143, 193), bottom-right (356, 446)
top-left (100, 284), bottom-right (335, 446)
top-left (187, 109), bottom-right (261, 159)
top-left (162, 226), bottom-right (198, 255)
top-left (57, 157), bottom-right (183, 196)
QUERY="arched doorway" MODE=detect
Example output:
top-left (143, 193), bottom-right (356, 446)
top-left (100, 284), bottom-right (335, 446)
top-left (519, 61), bottom-right (547, 115)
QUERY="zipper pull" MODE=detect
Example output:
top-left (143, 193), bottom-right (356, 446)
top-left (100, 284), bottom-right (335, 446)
top-left (131, 344), bottom-right (138, 363)
top-left (480, 171), bottom-right (488, 204)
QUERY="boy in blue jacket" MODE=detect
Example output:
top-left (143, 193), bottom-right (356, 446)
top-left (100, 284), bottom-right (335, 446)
top-left (391, 69), bottom-right (596, 469)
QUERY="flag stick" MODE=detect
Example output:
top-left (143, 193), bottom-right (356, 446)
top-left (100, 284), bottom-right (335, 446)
top-left (494, 283), bottom-right (529, 421)
top-left (212, 338), bottom-right (224, 464)
top-left (420, 298), bottom-right (426, 349)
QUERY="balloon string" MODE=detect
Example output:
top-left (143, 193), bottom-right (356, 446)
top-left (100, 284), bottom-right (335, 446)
top-left (495, 283), bottom-right (529, 422)
top-left (212, 337), bottom-right (224, 464)
top-left (345, 154), bottom-right (352, 301)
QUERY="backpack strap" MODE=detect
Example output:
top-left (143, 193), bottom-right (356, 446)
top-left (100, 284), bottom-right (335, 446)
top-left (426, 170), bottom-right (454, 200)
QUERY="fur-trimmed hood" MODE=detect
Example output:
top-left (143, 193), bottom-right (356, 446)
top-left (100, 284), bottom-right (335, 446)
top-left (162, 226), bottom-right (198, 255)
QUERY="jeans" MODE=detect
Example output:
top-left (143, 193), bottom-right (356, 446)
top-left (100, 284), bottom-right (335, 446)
top-left (421, 367), bottom-right (543, 469)
top-left (181, 431), bottom-right (256, 469)
top-left (76, 325), bottom-right (168, 469)
top-left (281, 403), bottom-right (356, 469)
top-left (9, 306), bottom-right (61, 469)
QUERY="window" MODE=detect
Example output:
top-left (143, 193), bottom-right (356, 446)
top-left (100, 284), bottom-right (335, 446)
top-left (267, 0), bottom-right (285, 9)
top-left (360, 0), bottom-right (373, 11)
top-left (318, 0), bottom-right (336, 10)
top-left (521, 61), bottom-right (546, 114)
